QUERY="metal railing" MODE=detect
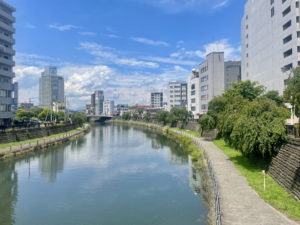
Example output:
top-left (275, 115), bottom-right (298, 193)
top-left (175, 130), bottom-right (222, 225)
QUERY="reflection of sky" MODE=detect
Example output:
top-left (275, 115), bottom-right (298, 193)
top-left (2, 124), bottom-right (207, 225)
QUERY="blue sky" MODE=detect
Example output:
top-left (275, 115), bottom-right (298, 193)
top-left (9, 0), bottom-right (247, 108)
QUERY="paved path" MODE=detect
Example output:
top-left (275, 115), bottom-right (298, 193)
top-left (173, 130), bottom-right (299, 225)
top-left (0, 125), bottom-right (88, 156)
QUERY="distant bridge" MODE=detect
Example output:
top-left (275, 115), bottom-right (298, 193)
top-left (87, 115), bottom-right (113, 122)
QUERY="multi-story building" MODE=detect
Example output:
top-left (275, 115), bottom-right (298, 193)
top-left (104, 100), bottom-right (114, 115)
top-left (39, 66), bottom-right (64, 108)
top-left (241, 0), bottom-right (299, 94)
top-left (91, 93), bottom-right (95, 108)
top-left (0, 1), bottom-right (16, 125)
top-left (167, 81), bottom-right (187, 111)
top-left (133, 103), bottom-right (151, 110)
top-left (151, 92), bottom-right (163, 108)
top-left (94, 90), bottom-right (104, 115)
top-left (18, 102), bottom-right (34, 110)
top-left (188, 44), bottom-right (233, 118)
top-left (116, 104), bottom-right (128, 113)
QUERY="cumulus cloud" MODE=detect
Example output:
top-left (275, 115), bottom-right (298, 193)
top-left (49, 24), bottom-right (80, 31)
top-left (131, 37), bottom-right (169, 46)
top-left (79, 42), bottom-right (159, 68)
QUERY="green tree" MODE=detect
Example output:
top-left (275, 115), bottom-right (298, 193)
top-left (38, 108), bottom-right (55, 121)
top-left (31, 107), bottom-right (44, 117)
top-left (16, 109), bottom-right (30, 121)
top-left (58, 111), bottom-right (65, 121)
top-left (71, 113), bottom-right (87, 124)
top-left (156, 110), bottom-right (169, 123)
top-left (284, 67), bottom-right (300, 117)
top-left (133, 114), bottom-right (139, 120)
top-left (143, 112), bottom-right (151, 121)
top-left (198, 114), bottom-right (215, 136)
top-left (265, 90), bottom-right (285, 107)
top-left (138, 107), bottom-right (145, 115)
top-left (170, 107), bottom-right (193, 123)
top-left (122, 112), bottom-right (131, 120)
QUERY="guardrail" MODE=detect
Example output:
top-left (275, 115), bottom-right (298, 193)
top-left (174, 130), bottom-right (222, 225)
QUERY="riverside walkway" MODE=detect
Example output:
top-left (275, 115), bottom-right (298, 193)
top-left (172, 130), bottom-right (299, 225)
top-left (0, 125), bottom-right (89, 156)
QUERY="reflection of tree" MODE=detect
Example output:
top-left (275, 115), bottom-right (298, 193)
top-left (188, 156), bottom-right (209, 210)
top-left (39, 148), bottom-right (65, 183)
top-left (0, 160), bottom-right (18, 225)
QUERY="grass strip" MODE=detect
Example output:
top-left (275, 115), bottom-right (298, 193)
top-left (170, 127), bottom-right (201, 138)
top-left (213, 139), bottom-right (300, 220)
top-left (0, 127), bottom-right (83, 149)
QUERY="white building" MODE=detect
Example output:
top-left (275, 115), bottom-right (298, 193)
top-left (39, 66), bottom-right (64, 108)
top-left (0, 0), bottom-right (16, 125)
top-left (241, 0), bottom-right (300, 95)
top-left (167, 81), bottom-right (187, 111)
top-left (151, 92), bottom-right (163, 108)
top-left (104, 100), bottom-right (114, 115)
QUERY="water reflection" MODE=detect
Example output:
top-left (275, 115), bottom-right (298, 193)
top-left (0, 123), bottom-right (207, 225)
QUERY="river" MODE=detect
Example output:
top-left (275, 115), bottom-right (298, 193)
top-left (0, 123), bottom-right (208, 225)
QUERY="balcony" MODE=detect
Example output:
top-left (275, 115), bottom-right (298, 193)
top-left (0, 46), bottom-right (15, 56)
top-left (0, 32), bottom-right (14, 44)
top-left (0, 69), bottom-right (14, 78)
top-left (0, 9), bottom-right (15, 23)
top-left (0, 96), bottom-right (14, 105)
top-left (0, 21), bottom-right (15, 33)
top-left (0, 57), bottom-right (14, 66)
top-left (0, 111), bottom-right (14, 119)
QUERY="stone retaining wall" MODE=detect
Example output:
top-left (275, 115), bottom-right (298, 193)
top-left (268, 137), bottom-right (300, 201)
top-left (0, 124), bottom-right (81, 144)
top-left (185, 121), bottom-right (200, 132)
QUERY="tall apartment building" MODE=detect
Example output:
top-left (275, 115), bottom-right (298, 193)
top-left (39, 66), bottom-right (64, 107)
top-left (224, 61), bottom-right (241, 89)
top-left (167, 81), bottom-right (187, 111)
top-left (104, 100), bottom-right (114, 115)
top-left (187, 44), bottom-right (228, 118)
top-left (18, 102), bottom-right (34, 110)
top-left (151, 92), bottom-right (163, 108)
top-left (94, 90), bottom-right (104, 115)
top-left (0, 1), bottom-right (16, 125)
top-left (241, 0), bottom-right (300, 94)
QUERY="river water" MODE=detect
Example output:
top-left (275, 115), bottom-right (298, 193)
top-left (0, 123), bottom-right (208, 225)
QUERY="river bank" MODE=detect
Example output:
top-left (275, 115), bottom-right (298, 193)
top-left (0, 124), bottom-right (91, 159)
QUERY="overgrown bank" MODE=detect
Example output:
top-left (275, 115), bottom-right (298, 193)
top-left (107, 119), bottom-right (217, 225)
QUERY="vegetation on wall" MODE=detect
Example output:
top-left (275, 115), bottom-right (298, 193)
top-left (71, 112), bottom-right (87, 124)
top-left (199, 80), bottom-right (290, 157)
top-left (121, 112), bottom-right (131, 121)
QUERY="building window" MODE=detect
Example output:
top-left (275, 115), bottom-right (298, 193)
top-left (201, 75), bottom-right (208, 82)
top-left (246, 53), bottom-right (249, 58)
top-left (201, 67), bottom-right (207, 73)
top-left (247, 63), bottom-right (249, 67)
top-left (201, 95), bottom-right (208, 100)
top-left (271, 7), bottom-right (275, 17)
top-left (283, 49), bottom-right (292, 58)
top-left (246, 15), bottom-right (248, 20)
top-left (7, 91), bottom-right (11, 97)
top-left (0, 89), bottom-right (7, 97)
top-left (246, 25), bottom-right (248, 29)
top-left (0, 104), bottom-right (7, 112)
top-left (283, 20), bottom-right (292, 31)
top-left (170, 105), bottom-right (173, 107)
top-left (191, 106), bottom-right (196, 112)
top-left (170, 86), bottom-right (173, 89)
top-left (246, 34), bottom-right (248, 39)
top-left (297, 17), bottom-right (300, 23)
top-left (191, 90), bottom-right (195, 96)
top-left (298, 32), bottom-right (300, 37)
top-left (271, 0), bottom-right (274, 5)
top-left (174, 86), bottom-right (181, 88)
top-left (282, 6), bottom-right (291, 17)
top-left (170, 90), bottom-right (173, 93)
top-left (246, 44), bottom-right (248, 48)
top-left (175, 100), bottom-right (181, 102)
top-left (170, 95), bottom-right (173, 98)
top-left (284, 79), bottom-right (288, 85)
top-left (298, 61), bottom-right (300, 66)
top-left (282, 63), bottom-right (293, 72)
top-left (191, 84), bottom-right (195, 90)
top-left (282, 0), bottom-right (286, 3)
top-left (283, 34), bottom-right (292, 44)
top-left (170, 100), bottom-right (173, 103)
top-left (191, 98), bottom-right (196, 103)
top-left (296, 2), bottom-right (299, 8)
top-left (201, 85), bottom-right (208, 91)
top-left (298, 46), bottom-right (300, 52)
top-left (201, 105), bottom-right (207, 110)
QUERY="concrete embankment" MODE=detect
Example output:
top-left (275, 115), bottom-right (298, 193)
top-left (0, 124), bottom-right (91, 158)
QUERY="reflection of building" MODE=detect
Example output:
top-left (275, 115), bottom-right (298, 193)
top-left (188, 156), bottom-right (208, 209)
top-left (167, 149), bottom-right (188, 165)
top-left (0, 161), bottom-right (18, 224)
top-left (39, 149), bottom-right (65, 182)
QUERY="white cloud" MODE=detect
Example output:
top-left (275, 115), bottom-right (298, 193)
top-left (49, 24), bottom-right (80, 31)
top-left (24, 23), bottom-right (36, 29)
top-left (131, 37), bottom-right (169, 46)
top-left (79, 42), bottom-right (159, 68)
top-left (213, 0), bottom-right (228, 9)
top-left (100, 34), bottom-right (121, 38)
top-left (106, 27), bottom-right (117, 32)
top-left (79, 32), bottom-right (97, 36)
top-left (140, 56), bottom-right (197, 66)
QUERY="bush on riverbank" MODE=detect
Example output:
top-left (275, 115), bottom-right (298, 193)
top-left (199, 80), bottom-right (290, 157)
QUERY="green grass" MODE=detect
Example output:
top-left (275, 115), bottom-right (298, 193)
top-left (0, 127), bottom-right (83, 150)
top-left (170, 127), bottom-right (201, 138)
top-left (213, 138), bottom-right (300, 220)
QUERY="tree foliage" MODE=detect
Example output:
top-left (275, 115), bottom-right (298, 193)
top-left (137, 107), bottom-right (145, 115)
top-left (199, 80), bottom-right (290, 157)
top-left (71, 113), bottom-right (87, 124)
top-left (58, 111), bottom-right (65, 121)
top-left (31, 107), bottom-right (44, 117)
top-left (122, 112), bottom-right (131, 120)
top-left (38, 108), bottom-right (55, 121)
top-left (132, 114), bottom-right (139, 119)
top-left (265, 90), bottom-right (285, 107)
top-left (170, 107), bottom-right (193, 123)
top-left (284, 67), bottom-right (300, 117)
top-left (16, 109), bottom-right (31, 121)
top-left (143, 112), bottom-right (151, 121)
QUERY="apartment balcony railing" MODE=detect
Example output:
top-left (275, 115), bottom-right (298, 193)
top-left (0, 9), bottom-right (15, 23)
top-left (0, 32), bottom-right (14, 44)
top-left (0, 21), bottom-right (15, 34)
top-left (0, 57), bottom-right (14, 66)
top-left (0, 69), bottom-right (14, 78)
